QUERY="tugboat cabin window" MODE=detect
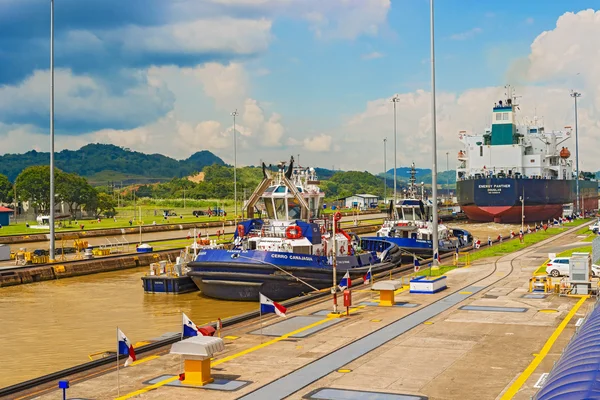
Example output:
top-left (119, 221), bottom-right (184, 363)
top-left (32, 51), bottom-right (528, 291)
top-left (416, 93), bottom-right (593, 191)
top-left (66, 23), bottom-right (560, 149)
top-left (274, 186), bottom-right (286, 193)
top-left (288, 198), bottom-right (301, 220)
top-left (263, 198), bottom-right (275, 219)
top-left (274, 198), bottom-right (287, 220)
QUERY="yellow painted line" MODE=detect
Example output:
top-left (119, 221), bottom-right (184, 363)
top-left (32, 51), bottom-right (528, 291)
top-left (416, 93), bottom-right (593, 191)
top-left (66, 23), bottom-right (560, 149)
top-left (539, 309), bottom-right (558, 313)
top-left (423, 321), bottom-right (434, 325)
top-left (533, 259), bottom-right (549, 276)
top-left (499, 296), bottom-right (588, 400)
top-left (223, 335), bottom-right (239, 340)
top-left (394, 285), bottom-right (410, 294)
top-left (116, 309), bottom-right (361, 399)
top-left (371, 319), bottom-right (382, 322)
top-left (459, 291), bottom-right (472, 295)
top-left (337, 369), bottom-right (352, 373)
top-left (129, 355), bottom-right (159, 366)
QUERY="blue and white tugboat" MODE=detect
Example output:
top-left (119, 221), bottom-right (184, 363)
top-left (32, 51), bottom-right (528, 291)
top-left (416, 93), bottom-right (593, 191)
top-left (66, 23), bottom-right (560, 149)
top-left (187, 157), bottom-right (401, 301)
top-left (365, 163), bottom-right (472, 255)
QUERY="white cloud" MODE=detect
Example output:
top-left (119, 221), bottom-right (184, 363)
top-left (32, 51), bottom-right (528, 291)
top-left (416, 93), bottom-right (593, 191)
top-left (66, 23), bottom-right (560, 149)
top-left (303, 134), bottom-right (333, 152)
top-left (183, 62), bottom-right (249, 110)
top-left (361, 51), bottom-right (384, 60)
top-left (449, 27), bottom-right (482, 40)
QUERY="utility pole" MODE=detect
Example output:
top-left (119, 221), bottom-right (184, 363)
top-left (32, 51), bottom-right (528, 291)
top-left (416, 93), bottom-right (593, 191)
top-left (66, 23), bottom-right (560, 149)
top-left (446, 151), bottom-right (449, 202)
top-left (383, 138), bottom-right (387, 202)
top-left (391, 95), bottom-right (400, 205)
top-left (49, 0), bottom-right (56, 262)
top-left (430, 0), bottom-right (440, 269)
top-left (231, 109), bottom-right (239, 224)
top-left (571, 91), bottom-right (581, 215)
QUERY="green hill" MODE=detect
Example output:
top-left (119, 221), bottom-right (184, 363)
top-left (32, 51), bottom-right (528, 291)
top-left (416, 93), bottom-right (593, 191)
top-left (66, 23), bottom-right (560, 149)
top-left (0, 144), bottom-right (225, 183)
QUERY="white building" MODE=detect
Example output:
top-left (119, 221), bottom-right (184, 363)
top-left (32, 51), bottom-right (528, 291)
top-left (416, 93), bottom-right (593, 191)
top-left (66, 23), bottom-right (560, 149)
top-left (343, 194), bottom-right (378, 209)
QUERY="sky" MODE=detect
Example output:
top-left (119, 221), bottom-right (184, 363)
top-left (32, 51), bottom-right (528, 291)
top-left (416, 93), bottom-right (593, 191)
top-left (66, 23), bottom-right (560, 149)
top-left (0, 0), bottom-right (599, 174)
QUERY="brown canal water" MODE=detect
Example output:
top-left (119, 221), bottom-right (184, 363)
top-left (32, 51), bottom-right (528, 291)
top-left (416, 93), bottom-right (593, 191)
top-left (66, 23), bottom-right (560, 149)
top-left (0, 267), bottom-right (256, 389)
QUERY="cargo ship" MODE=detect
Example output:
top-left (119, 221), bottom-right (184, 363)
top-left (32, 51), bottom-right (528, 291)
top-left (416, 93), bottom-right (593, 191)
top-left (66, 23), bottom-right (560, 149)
top-left (456, 88), bottom-right (597, 223)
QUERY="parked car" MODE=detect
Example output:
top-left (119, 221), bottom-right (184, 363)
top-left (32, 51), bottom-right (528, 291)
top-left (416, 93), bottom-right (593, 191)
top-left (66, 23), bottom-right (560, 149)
top-left (589, 221), bottom-right (600, 233)
top-left (192, 210), bottom-right (206, 217)
top-left (545, 257), bottom-right (600, 277)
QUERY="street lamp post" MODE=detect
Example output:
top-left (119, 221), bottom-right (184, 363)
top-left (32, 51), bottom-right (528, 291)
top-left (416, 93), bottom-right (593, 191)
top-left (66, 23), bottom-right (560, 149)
top-left (571, 91), bottom-right (581, 215)
top-left (520, 189), bottom-right (525, 235)
top-left (446, 151), bottom-right (449, 202)
top-left (231, 110), bottom-right (239, 224)
top-left (430, 0), bottom-right (439, 269)
top-left (383, 138), bottom-right (387, 203)
top-left (391, 96), bottom-right (400, 205)
top-left (49, 0), bottom-right (56, 262)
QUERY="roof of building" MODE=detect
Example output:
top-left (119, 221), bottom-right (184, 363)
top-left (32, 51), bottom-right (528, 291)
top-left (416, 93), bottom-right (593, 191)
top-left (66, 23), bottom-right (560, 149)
top-left (346, 194), bottom-right (378, 199)
top-left (0, 206), bottom-right (14, 213)
top-left (534, 301), bottom-right (600, 399)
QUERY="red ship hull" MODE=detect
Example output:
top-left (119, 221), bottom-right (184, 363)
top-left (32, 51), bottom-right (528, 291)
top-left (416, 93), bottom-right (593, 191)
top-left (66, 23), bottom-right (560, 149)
top-left (462, 205), bottom-right (562, 223)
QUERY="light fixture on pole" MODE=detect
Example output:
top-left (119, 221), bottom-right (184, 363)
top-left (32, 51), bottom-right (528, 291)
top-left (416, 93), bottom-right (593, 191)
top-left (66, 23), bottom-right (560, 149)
top-left (49, 0), bottom-right (56, 262)
top-left (391, 95), bottom-right (400, 206)
top-left (570, 90), bottom-right (581, 215)
top-left (383, 138), bottom-right (387, 203)
top-left (429, 0), bottom-right (439, 270)
top-left (231, 109), bottom-right (239, 224)
top-left (520, 189), bottom-right (525, 235)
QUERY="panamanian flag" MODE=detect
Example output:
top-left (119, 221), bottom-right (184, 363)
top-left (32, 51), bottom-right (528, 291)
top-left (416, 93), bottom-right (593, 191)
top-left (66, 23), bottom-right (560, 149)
top-left (182, 312), bottom-right (201, 337)
top-left (117, 328), bottom-right (136, 366)
top-left (338, 271), bottom-right (351, 290)
top-left (259, 293), bottom-right (287, 317)
top-left (363, 267), bottom-right (372, 284)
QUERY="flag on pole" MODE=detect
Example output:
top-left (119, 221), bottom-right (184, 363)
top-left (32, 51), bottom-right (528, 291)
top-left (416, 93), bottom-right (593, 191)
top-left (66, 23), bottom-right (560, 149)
top-left (117, 329), bottom-right (136, 366)
top-left (182, 312), bottom-right (200, 337)
top-left (414, 257), bottom-right (420, 273)
top-left (259, 293), bottom-right (287, 317)
top-left (338, 271), bottom-right (351, 290)
top-left (363, 267), bottom-right (372, 284)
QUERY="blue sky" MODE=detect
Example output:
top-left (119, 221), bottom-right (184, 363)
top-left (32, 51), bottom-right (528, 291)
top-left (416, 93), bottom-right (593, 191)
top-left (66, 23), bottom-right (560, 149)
top-left (0, 0), bottom-right (599, 173)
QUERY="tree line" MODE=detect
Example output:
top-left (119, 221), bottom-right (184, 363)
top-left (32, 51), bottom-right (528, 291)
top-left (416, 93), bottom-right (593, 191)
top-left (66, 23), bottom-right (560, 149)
top-left (0, 166), bottom-right (117, 217)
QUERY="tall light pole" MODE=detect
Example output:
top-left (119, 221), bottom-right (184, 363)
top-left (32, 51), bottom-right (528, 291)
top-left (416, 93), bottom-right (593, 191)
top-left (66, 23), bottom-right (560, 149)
top-left (446, 151), bottom-right (449, 202)
top-left (231, 109), bottom-right (238, 223)
top-left (49, 0), bottom-right (56, 262)
top-left (520, 189), bottom-right (525, 235)
top-left (391, 95), bottom-right (400, 206)
top-left (571, 91), bottom-right (581, 215)
top-left (430, 0), bottom-right (439, 269)
top-left (383, 138), bottom-right (387, 202)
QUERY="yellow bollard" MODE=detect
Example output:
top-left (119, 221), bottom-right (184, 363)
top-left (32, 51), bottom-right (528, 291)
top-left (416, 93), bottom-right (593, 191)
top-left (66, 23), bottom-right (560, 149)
top-left (182, 359), bottom-right (213, 386)
top-left (379, 290), bottom-right (395, 307)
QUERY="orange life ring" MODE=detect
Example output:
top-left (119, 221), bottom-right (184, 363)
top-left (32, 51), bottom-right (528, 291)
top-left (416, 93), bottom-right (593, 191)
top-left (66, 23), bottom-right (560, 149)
top-left (286, 225), bottom-right (302, 239)
top-left (334, 212), bottom-right (342, 222)
top-left (237, 224), bottom-right (245, 237)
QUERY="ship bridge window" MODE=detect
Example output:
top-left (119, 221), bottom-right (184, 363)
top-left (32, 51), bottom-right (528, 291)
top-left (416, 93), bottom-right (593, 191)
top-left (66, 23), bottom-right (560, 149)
top-left (264, 198), bottom-right (275, 219)
top-left (288, 198), bottom-right (301, 220)
top-left (529, 128), bottom-right (538, 133)
top-left (265, 186), bottom-right (275, 193)
top-left (503, 113), bottom-right (509, 120)
top-left (273, 198), bottom-right (287, 220)
top-left (296, 186), bottom-right (303, 192)
top-left (480, 146), bottom-right (483, 157)
top-left (274, 186), bottom-right (287, 193)
top-left (495, 113), bottom-right (501, 121)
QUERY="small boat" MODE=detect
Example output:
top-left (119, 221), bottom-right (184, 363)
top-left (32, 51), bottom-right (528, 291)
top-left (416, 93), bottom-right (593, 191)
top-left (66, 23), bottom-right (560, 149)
top-left (187, 157), bottom-right (402, 301)
top-left (142, 233), bottom-right (223, 294)
top-left (364, 163), bottom-right (472, 255)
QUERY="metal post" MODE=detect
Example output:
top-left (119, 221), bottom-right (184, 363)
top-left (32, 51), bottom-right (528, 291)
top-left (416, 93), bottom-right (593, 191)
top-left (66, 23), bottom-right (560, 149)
top-left (232, 110), bottom-right (238, 224)
top-left (49, 0), bottom-right (55, 262)
top-left (430, 0), bottom-right (439, 269)
top-left (446, 151), bottom-right (449, 202)
top-left (391, 96), bottom-right (399, 205)
top-left (383, 138), bottom-right (387, 203)
top-left (183, 189), bottom-right (186, 209)
top-left (521, 189), bottom-right (525, 235)
top-left (571, 91), bottom-right (581, 215)
top-left (332, 215), bottom-right (338, 313)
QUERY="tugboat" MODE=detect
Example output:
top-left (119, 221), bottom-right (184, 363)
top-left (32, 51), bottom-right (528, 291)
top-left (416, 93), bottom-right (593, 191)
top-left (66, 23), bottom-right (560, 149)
top-left (187, 157), bottom-right (402, 301)
top-left (365, 163), bottom-right (472, 255)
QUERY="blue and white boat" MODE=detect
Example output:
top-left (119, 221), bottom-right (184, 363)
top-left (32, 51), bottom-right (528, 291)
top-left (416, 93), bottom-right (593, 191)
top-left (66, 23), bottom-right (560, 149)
top-left (364, 163), bottom-right (472, 255)
top-left (187, 157), bottom-right (401, 301)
